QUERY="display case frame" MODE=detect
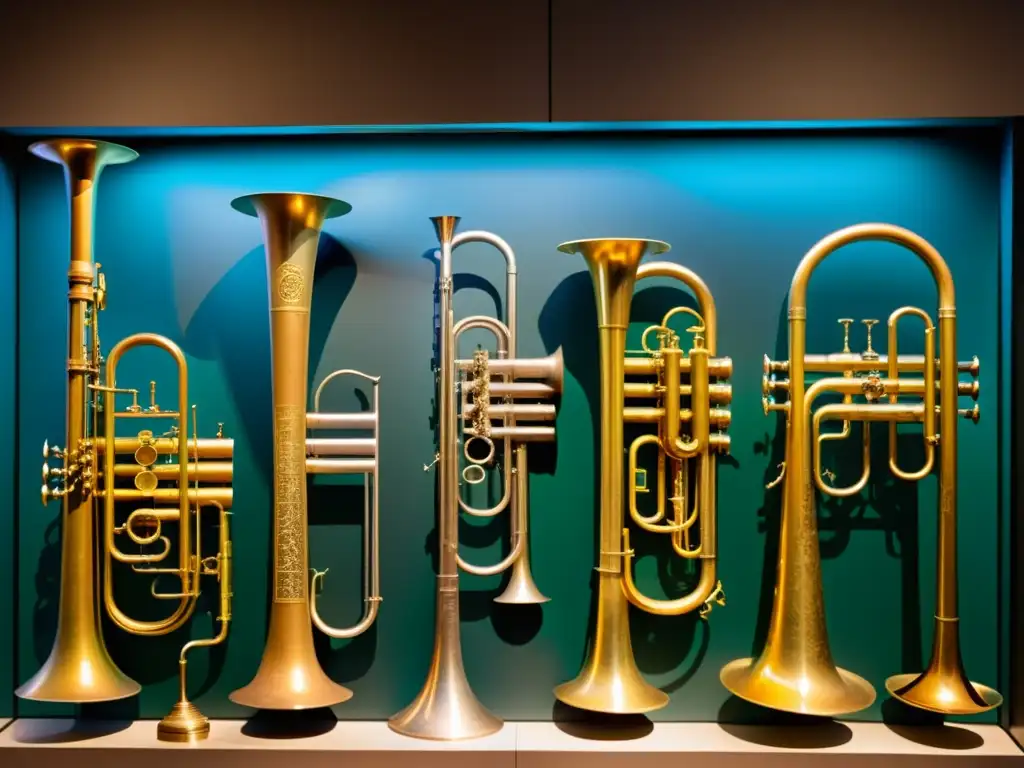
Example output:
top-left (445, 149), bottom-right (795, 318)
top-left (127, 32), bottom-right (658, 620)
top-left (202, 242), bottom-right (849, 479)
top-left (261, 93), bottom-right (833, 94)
top-left (0, 118), bottom-right (1020, 765)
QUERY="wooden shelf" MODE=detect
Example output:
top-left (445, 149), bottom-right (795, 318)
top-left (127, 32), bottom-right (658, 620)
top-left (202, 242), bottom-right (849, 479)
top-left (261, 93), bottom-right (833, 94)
top-left (0, 718), bottom-right (1019, 768)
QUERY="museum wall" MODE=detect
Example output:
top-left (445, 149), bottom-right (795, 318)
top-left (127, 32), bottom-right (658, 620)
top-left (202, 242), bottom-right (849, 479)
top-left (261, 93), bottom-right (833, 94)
top-left (0, 145), bottom-right (15, 719)
top-left (10, 125), bottom-right (1006, 724)
top-left (2, 1), bottom-right (1024, 127)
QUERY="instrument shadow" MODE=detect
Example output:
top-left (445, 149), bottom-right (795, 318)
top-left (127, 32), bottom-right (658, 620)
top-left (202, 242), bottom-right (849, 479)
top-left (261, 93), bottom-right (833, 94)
top-left (240, 707), bottom-right (338, 739)
top-left (882, 710), bottom-right (985, 750)
top-left (750, 301), bottom-right (796, 655)
top-left (716, 702), bottom-right (854, 748)
top-left (550, 701), bottom-right (654, 740)
top-left (10, 718), bottom-right (133, 744)
top-left (539, 271), bottom-right (601, 669)
top-left (183, 244), bottom-right (273, 485)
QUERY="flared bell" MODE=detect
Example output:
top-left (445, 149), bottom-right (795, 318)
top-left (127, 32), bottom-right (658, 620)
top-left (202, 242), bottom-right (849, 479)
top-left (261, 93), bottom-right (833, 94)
top-left (16, 625), bottom-right (140, 703)
top-left (388, 657), bottom-right (503, 741)
top-left (493, 555), bottom-right (549, 605)
top-left (389, 587), bottom-right (502, 740)
top-left (720, 653), bottom-right (876, 717)
top-left (231, 191), bottom-right (352, 223)
top-left (229, 603), bottom-right (351, 710)
top-left (431, 215), bottom-right (462, 245)
top-left (553, 236), bottom-right (673, 715)
top-left (884, 618), bottom-right (1002, 715)
top-left (553, 591), bottom-right (669, 714)
top-left (29, 138), bottom-right (139, 174)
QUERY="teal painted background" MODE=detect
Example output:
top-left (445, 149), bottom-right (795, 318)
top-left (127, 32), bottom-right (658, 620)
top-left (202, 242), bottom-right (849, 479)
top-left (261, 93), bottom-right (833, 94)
top-left (0, 146), bottom-right (15, 718)
top-left (13, 128), bottom-right (1005, 724)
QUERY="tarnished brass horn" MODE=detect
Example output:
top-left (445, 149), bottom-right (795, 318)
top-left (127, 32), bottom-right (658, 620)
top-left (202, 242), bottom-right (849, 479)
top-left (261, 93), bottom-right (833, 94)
top-left (388, 217), bottom-right (563, 740)
top-left (720, 223), bottom-right (1000, 717)
top-left (553, 239), bottom-right (732, 714)
top-left (228, 193), bottom-right (382, 711)
top-left (17, 139), bottom-right (235, 744)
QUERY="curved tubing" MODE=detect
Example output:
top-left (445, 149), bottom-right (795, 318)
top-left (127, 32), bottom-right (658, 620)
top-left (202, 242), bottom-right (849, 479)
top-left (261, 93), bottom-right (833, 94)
top-left (887, 307), bottom-right (936, 481)
top-left (628, 434), bottom-right (666, 525)
top-left (309, 370), bottom-right (382, 640)
top-left (448, 233), bottom-right (530, 583)
top-left (627, 435), bottom-right (696, 534)
top-left (103, 333), bottom-right (196, 636)
top-left (620, 261), bottom-right (720, 616)
top-left (783, 222), bottom-right (959, 657)
top-left (170, 501), bottom-right (232, 711)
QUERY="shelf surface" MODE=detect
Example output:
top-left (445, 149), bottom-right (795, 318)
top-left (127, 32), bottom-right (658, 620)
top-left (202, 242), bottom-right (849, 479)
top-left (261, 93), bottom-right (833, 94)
top-left (0, 718), bottom-right (1019, 768)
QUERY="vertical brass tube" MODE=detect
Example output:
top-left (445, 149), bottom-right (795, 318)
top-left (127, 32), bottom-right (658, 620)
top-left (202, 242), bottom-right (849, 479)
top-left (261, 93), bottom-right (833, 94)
top-left (552, 238), bottom-right (671, 714)
top-left (16, 139), bottom-right (141, 703)
top-left (388, 218), bottom-right (506, 740)
top-left (228, 192), bottom-right (353, 711)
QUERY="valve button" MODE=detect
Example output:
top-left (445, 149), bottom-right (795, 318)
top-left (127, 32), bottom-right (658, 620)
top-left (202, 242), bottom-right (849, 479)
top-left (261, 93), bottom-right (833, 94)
top-left (134, 470), bottom-right (159, 495)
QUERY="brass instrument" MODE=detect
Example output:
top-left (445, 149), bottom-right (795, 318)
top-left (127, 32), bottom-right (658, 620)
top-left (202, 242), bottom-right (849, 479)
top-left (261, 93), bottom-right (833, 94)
top-left (554, 239), bottom-right (731, 714)
top-left (388, 217), bottom-right (563, 740)
top-left (720, 222), bottom-right (1000, 716)
top-left (229, 193), bottom-right (382, 710)
top-left (17, 139), bottom-right (234, 743)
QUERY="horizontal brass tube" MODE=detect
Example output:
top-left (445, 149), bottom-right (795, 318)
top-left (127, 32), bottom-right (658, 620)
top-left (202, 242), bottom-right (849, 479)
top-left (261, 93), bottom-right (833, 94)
top-left (307, 412), bottom-right (376, 430)
top-left (624, 356), bottom-right (733, 379)
top-left (709, 434), bottom-right (730, 453)
top-left (462, 403), bottom-right (556, 421)
top-left (772, 377), bottom-right (979, 401)
top-left (456, 354), bottom-right (559, 383)
top-left (100, 437), bottom-right (234, 460)
top-left (767, 354), bottom-right (979, 377)
top-left (108, 462), bottom-right (233, 483)
top-left (623, 407), bottom-right (731, 428)
top-left (465, 381), bottom-right (558, 399)
top-left (306, 458), bottom-right (376, 475)
top-left (127, 509), bottom-right (181, 524)
top-left (464, 425), bottom-right (555, 442)
top-left (107, 487), bottom-right (233, 509)
top-left (306, 437), bottom-right (376, 457)
top-left (116, 411), bottom-right (181, 419)
top-left (817, 402), bottom-right (925, 424)
top-left (623, 382), bottom-right (732, 404)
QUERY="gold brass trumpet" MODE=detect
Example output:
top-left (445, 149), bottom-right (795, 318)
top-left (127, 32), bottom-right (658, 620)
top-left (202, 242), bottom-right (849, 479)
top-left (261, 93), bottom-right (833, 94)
top-left (229, 193), bottom-right (382, 711)
top-left (554, 239), bottom-right (732, 714)
top-left (17, 139), bottom-right (234, 744)
top-left (388, 217), bottom-right (563, 740)
top-left (720, 223), bottom-right (999, 716)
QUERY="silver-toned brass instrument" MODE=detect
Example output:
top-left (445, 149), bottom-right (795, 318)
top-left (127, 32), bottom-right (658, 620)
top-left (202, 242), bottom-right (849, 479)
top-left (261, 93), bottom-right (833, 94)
top-left (388, 216), bottom-right (563, 740)
top-left (229, 193), bottom-right (382, 711)
top-left (18, 139), bottom-right (235, 744)
top-left (554, 239), bottom-right (731, 714)
top-left (720, 222), bottom-right (999, 716)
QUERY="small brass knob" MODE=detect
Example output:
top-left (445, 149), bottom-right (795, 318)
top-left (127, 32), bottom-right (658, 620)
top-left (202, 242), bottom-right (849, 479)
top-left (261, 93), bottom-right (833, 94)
top-left (837, 318), bottom-right (854, 353)
top-left (959, 405), bottom-right (980, 424)
top-left (861, 319), bottom-right (880, 361)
